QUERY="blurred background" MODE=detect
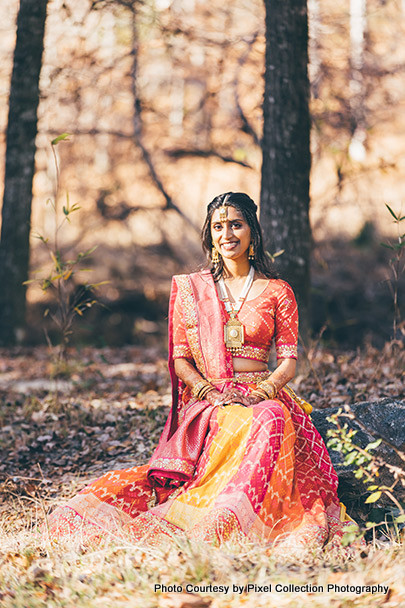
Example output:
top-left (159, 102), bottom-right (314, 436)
top-left (0, 0), bottom-right (404, 350)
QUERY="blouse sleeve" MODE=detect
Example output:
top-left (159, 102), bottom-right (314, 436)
top-left (274, 282), bottom-right (298, 360)
top-left (172, 290), bottom-right (193, 360)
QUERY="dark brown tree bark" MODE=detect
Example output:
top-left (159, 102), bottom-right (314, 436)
top-left (260, 0), bottom-right (311, 338)
top-left (0, 0), bottom-right (49, 345)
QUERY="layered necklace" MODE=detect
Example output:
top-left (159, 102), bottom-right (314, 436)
top-left (217, 266), bottom-right (255, 354)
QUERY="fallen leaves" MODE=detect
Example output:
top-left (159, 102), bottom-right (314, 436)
top-left (160, 593), bottom-right (212, 608)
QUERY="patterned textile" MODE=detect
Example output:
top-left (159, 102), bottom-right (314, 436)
top-left (172, 278), bottom-right (298, 362)
top-left (47, 271), bottom-right (355, 552)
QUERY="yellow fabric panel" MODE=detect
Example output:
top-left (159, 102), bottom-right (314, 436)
top-left (165, 405), bottom-right (253, 530)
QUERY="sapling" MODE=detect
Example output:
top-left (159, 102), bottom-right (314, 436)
top-left (25, 134), bottom-right (105, 375)
top-left (381, 204), bottom-right (405, 340)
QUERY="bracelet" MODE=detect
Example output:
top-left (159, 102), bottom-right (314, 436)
top-left (199, 384), bottom-right (215, 400)
top-left (191, 380), bottom-right (214, 400)
top-left (252, 388), bottom-right (269, 401)
top-left (257, 379), bottom-right (278, 400)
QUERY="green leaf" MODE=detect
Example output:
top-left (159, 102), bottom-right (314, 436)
top-left (385, 204), bottom-right (399, 220)
top-left (51, 132), bottom-right (71, 145)
top-left (380, 242), bottom-right (394, 250)
top-left (366, 438), bottom-right (382, 451)
top-left (395, 514), bottom-right (405, 523)
top-left (367, 485), bottom-right (379, 491)
top-left (341, 532), bottom-right (357, 547)
top-left (344, 452), bottom-right (358, 465)
top-left (365, 491), bottom-right (382, 504)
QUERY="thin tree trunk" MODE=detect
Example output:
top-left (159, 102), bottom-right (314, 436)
top-left (0, 0), bottom-right (48, 345)
top-left (349, 0), bottom-right (367, 161)
top-left (260, 0), bottom-right (311, 338)
top-left (308, 0), bottom-right (321, 99)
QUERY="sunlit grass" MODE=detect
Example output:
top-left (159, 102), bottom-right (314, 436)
top-left (1, 497), bottom-right (404, 608)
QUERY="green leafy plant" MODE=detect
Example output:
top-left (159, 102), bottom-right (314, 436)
top-left (25, 134), bottom-right (106, 372)
top-left (381, 204), bottom-right (405, 340)
top-left (327, 408), bottom-right (405, 545)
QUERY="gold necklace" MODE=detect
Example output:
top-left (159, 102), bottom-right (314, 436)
top-left (217, 267), bottom-right (254, 353)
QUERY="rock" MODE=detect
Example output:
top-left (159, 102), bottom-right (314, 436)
top-left (312, 398), bottom-right (405, 510)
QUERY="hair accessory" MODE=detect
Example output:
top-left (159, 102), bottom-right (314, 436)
top-left (219, 206), bottom-right (228, 221)
top-left (212, 247), bottom-right (220, 265)
top-left (248, 243), bottom-right (255, 260)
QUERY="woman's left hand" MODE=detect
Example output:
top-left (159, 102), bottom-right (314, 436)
top-left (220, 388), bottom-right (250, 407)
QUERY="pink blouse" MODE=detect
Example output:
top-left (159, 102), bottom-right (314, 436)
top-left (173, 279), bottom-right (298, 363)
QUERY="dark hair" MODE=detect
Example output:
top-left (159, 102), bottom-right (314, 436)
top-left (201, 192), bottom-right (278, 281)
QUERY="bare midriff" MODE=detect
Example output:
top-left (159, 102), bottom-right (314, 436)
top-left (232, 357), bottom-right (268, 373)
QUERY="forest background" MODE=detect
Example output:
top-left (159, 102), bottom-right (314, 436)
top-left (0, 1), bottom-right (405, 607)
top-left (1, 0), bottom-right (404, 350)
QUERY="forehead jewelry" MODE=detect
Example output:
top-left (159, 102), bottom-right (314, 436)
top-left (219, 206), bottom-right (228, 221)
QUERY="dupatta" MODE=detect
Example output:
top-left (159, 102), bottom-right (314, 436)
top-left (147, 271), bottom-right (231, 486)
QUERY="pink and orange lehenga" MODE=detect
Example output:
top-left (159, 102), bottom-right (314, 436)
top-left (47, 270), bottom-right (353, 550)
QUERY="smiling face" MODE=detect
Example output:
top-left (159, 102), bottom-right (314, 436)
top-left (211, 205), bottom-right (251, 263)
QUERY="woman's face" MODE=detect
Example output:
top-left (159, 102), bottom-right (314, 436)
top-left (211, 205), bottom-right (251, 263)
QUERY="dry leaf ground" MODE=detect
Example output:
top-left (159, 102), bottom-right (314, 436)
top-left (0, 344), bottom-right (404, 607)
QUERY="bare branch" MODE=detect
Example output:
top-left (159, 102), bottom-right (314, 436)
top-left (233, 31), bottom-right (261, 147)
top-left (165, 148), bottom-right (253, 169)
top-left (129, 12), bottom-right (199, 234)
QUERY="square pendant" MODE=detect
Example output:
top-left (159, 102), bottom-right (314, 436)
top-left (224, 317), bottom-right (244, 350)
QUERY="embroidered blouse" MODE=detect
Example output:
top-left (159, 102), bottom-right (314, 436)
top-left (173, 278), bottom-right (298, 363)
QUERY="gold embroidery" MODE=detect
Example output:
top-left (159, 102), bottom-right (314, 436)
top-left (147, 488), bottom-right (157, 509)
top-left (276, 343), bottom-right (298, 359)
top-left (176, 275), bottom-right (206, 376)
top-left (173, 345), bottom-right (192, 359)
top-left (151, 458), bottom-right (194, 476)
top-left (207, 371), bottom-right (270, 384)
top-left (235, 345), bottom-right (269, 362)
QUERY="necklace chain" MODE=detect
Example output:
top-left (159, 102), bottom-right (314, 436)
top-left (217, 266), bottom-right (255, 315)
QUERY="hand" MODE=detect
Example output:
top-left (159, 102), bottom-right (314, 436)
top-left (205, 388), bottom-right (249, 408)
top-left (205, 389), bottom-right (227, 407)
top-left (245, 392), bottom-right (266, 406)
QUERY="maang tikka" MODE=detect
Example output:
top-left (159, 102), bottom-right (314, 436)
top-left (219, 206), bottom-right (228, 221)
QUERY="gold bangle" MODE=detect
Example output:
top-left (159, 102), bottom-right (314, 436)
top-left (191, 380), bottom-right (214, 400)
top-left (191, 380), bottom-right (208, 398)
top-left (198, 384), bottom-right (215, 400)
top-left (257, 379), bottom-right (278, 400)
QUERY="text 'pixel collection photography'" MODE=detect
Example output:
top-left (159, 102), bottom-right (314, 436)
top-left (154, 583), bottom-right (390, 595)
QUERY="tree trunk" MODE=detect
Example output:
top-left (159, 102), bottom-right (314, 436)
top-left (260, 0), bottom-right (311, 339)
top-left (0, 0), bottom-right (48, 345)
top-left (348, 0), bottom-right (367, 162)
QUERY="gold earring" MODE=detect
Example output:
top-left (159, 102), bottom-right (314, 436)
top-left (212, 247), bottom-right (220, 264)
top-left (248, 243), bottom-right (255, 260)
